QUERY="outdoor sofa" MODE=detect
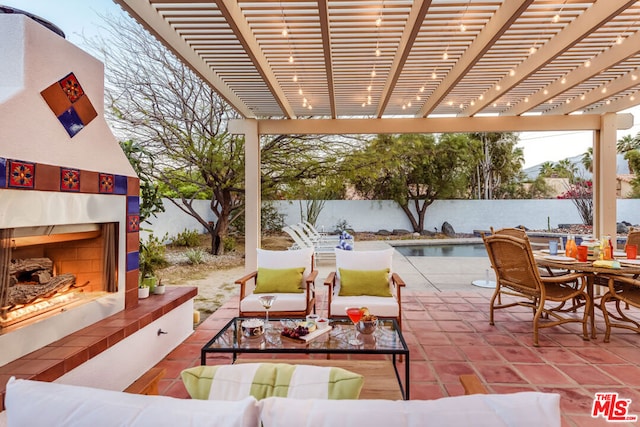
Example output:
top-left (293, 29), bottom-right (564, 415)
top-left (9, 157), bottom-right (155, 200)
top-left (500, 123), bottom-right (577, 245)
top-left (0, 374), bottom-right (561, 427)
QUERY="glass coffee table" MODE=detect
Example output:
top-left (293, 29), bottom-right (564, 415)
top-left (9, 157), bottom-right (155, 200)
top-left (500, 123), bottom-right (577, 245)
top-left (201, 317), bottom-right (410, 399)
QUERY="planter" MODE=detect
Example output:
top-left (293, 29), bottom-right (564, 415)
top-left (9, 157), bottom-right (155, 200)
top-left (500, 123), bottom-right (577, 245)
top-left (141, 276), bottom-right (157, 294)
top-left (138, 287), bottom-right (150, 299)
top-left (153, 284), bottom-right (166, 295)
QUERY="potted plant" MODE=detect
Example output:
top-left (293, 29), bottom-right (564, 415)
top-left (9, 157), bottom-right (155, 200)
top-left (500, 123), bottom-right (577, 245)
top-left (153, 277), bottom-right (166, 295)
top-left (138, 282), bottom-right (150, 299)
top-left (138, 234), bottom-right (168, 297)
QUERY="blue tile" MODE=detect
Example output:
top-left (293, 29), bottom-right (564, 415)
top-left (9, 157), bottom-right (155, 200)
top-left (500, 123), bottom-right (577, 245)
top-left (57, 107), bottom-right (84, 137)
top-left (0, 157), bottom-right (6, 188)
top-left (126, 251), bottom-right (139, 272)
top-left (127, 195), bottom-right (140, 214)
top-left (114, 175), bottom-right (128, 195)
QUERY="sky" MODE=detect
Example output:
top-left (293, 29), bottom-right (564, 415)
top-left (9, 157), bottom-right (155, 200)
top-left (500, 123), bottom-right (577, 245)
top-left (4, 0), bottom-right (640, 169)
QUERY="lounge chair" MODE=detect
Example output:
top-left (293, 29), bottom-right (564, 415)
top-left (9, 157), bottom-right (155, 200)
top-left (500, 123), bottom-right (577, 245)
top-left (235, 248), bottom-right (317, 318)
top-left (324, 248), bottom-right (404, 329)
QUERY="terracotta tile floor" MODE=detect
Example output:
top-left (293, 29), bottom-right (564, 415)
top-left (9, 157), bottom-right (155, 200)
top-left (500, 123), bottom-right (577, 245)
top-left (154, 289), bottom-right (640, 427)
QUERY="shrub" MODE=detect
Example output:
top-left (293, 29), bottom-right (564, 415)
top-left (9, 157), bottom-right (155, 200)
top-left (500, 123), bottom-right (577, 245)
top-left (139, 233), bottom-right (168, 278)
top-left (185, 248), bottom-right (205, 265)
top-left (223, 236), bottom-right (237, 252)
top-left (173, 228), bottom-right (201, 247)
top-left (557, 179), bottom-right (593, 226)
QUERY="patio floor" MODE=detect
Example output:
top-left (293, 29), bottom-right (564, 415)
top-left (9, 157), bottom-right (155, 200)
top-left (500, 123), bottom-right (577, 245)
top-left (153, 244), bottom-right (640, 427)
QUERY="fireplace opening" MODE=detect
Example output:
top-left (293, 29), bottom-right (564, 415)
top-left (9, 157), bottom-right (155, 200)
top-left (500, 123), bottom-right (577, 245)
top-left (0, 223), bottom-right (118, 331)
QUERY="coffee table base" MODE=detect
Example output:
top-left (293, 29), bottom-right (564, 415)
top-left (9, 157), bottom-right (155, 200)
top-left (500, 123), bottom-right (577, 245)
top-left (235, 358), bottom-right (403, 400)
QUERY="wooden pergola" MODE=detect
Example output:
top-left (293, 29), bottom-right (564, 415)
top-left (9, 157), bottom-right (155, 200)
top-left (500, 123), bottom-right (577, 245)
top-left (114, 0), bottom-right (640, 269)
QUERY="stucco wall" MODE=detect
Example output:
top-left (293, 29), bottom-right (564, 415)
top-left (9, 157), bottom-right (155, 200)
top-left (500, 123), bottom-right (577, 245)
top-left (143, 198), bottom-right (640, 240)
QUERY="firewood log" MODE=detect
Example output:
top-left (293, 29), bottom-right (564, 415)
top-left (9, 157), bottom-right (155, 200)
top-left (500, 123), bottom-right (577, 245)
top-left (8, 273), bottom-right (75, 305)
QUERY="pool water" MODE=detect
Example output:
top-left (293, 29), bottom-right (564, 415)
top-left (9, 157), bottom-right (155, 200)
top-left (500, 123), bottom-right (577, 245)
top-left (395, 243), bottom-right (487, 257)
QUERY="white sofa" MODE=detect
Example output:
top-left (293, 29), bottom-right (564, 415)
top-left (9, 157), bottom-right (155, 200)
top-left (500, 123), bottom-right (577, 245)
top-left (0, 377), bottom-right (561, 427)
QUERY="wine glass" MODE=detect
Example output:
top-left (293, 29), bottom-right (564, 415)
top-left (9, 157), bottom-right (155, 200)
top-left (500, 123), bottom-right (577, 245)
top-left (345, 307), bottom-right (363, 346)
top-left (258, 295), bottom-right (277, 329)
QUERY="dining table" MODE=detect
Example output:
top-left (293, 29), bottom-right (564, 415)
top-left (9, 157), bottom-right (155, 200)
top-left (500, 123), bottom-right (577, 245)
top-left (534, 251), bottom-right (640, 339)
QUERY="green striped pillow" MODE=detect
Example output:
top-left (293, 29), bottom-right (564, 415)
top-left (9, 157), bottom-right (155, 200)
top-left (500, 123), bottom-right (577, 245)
top-left (181, 363), bottom-right (363, 401)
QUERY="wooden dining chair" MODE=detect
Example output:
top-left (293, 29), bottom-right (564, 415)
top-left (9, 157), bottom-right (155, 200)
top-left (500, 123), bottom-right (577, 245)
top-left (599, 275), bottom-right (640, 343)
top-left (482, 233), bottom-right (591, 346)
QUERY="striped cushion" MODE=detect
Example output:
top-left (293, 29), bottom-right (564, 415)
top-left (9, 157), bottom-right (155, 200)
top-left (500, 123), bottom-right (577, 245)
top-left (181, 363), bottom-right (363, 401)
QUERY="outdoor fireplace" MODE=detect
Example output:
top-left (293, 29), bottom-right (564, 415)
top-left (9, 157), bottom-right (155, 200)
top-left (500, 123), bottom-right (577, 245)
top-left (0, 223), bottom-right (117, 329)
top-left (0, 12), bottom-right (141, 366)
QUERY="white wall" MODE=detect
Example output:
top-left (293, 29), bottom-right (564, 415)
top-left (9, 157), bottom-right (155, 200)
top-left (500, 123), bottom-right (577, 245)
top-left (144, 198), bottom-right (640, 238)
top-left (141, 198), bottom-right (217, 241)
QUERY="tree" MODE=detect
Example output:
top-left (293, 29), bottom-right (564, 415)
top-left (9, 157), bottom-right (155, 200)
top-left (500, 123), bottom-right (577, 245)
top-left (345, 134), bottom-right (472, 232)
top-left (86, 13), bottom-right (246, 255)
top-left (466, 132), bottom-right (524, 199)
top-left (581, 147), bottom-right (593, 173)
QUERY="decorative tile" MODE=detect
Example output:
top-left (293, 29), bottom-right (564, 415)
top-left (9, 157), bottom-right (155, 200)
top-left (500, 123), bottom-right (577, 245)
top-left (40, 83), bottom-right (72, 116)
top-left (59, 72), bottom-right (84, 103)
top-left (0, 157), bottom-right (6, 188)
top-left (127, 215), bottom-right (140, 233)
top-left (126, 251), bottom-right (139, 272)
top-left (73, 95), bottom-right (97, 126)
top-left (99, 173), bottom-right (114, 193)
top-left (127, 196), bottom-right (140, 214)
top-left (41, 72), bottom-right (97, 138)
top-left (8, 160), bottom-right (35, 189)
top-left (60, 168), bottom-right (80, 192)
top-left (57, 107), bottom-right (84, 138)
top-left (114, 175), bottom-right (128, 195)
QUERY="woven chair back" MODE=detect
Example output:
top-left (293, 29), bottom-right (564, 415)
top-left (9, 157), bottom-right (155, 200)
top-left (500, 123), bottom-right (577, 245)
top-left (482, 233), bottom-right (541, 296)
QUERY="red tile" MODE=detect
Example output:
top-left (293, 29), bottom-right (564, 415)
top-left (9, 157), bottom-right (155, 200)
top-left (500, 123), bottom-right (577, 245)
top-left (422, 345), bottom-right (465, 361)
top-left (410, 383), bottom-right (446, 400)
top-left (514, 363), bottom-right (576, 386)
top-left (473, 363), bottom-right (526, 384)
top-left (458, 345), bottom-right (502, 362)
top-left (536, 347), bottom-right (588, 364)
top-left (431, 362), bottom-right (475, 383)
top-left (599, 365), bottom-right (640, 386)
top-left (495, 346), bottom-right (545, 363)
top-left (436, 321), bottom-right (473, 332)
top-left (559, 365), bottom-right (621, 386)
top-left (409, 361), bottom-right (436, 382)
top-left (572, 347), bottom-right (629, 365)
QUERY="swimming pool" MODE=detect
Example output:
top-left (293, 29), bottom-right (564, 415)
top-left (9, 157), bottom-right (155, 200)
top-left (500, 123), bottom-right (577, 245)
top-left (394, 243), bottom-right (487, 257)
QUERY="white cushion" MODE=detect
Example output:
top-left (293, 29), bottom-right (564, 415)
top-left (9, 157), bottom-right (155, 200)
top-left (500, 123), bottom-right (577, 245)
top-left (335, 248), bottom-right (394, 280)
top-left (330, 295), bottom-right (399, 318)
top-left (257, 248), bottom-right (314, 281)
top-left (241, 293), bottom-right (308, 313)
top-left (258, 392), bottom-right (561, 427)
top-left (4, 377), bottom-right (259, 427)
